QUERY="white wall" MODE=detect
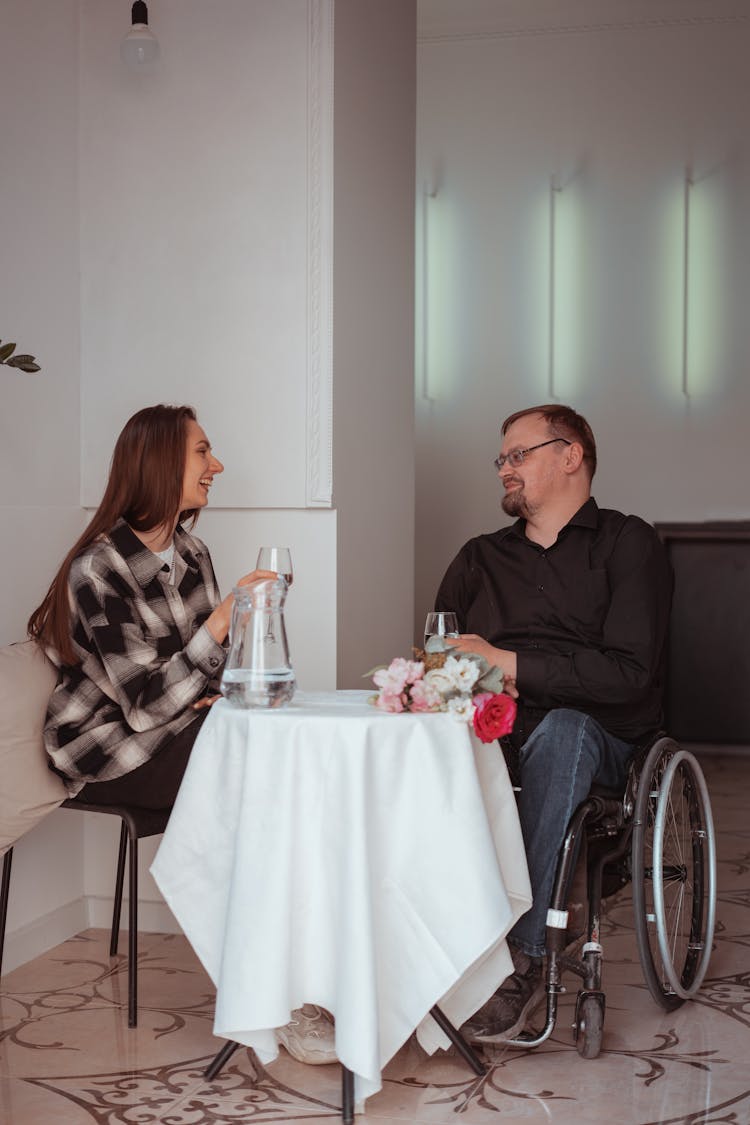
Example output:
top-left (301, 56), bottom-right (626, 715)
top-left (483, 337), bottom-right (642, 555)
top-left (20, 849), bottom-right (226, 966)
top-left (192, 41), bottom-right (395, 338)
top-left (333, 0), bottom-right (417, 685)
top-left (3, 0), bottom-right (340, 967)
top-left (78, 0), bottom-right (331, 512)
top-left (415, 0), bottom-right (750, 634)
top-left (1, 0), bottom-right (88, 968)
top-left (2, 0), bottom-right (417, 970)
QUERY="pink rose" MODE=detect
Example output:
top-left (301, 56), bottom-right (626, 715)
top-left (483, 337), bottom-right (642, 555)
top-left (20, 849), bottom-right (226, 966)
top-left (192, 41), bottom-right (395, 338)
top-left (409, 678), bottom-right (442, 712)
top-left (472, 692), bottom-right (517, 743)
top-left (373, 657), bottom-right (423, 694)
top-left (375, 689), bottom-right (406, 713)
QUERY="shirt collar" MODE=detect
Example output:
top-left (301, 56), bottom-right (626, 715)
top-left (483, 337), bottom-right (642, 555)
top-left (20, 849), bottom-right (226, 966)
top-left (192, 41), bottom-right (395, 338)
top-left (509, 496), bottom-right (599, 542)
top-left (108, 518), bottom-right (200, 588)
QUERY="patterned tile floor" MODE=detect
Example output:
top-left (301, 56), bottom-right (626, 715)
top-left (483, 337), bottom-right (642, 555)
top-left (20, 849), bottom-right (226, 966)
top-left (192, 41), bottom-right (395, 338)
top-left (1, 752), bottom-right (748, 1125)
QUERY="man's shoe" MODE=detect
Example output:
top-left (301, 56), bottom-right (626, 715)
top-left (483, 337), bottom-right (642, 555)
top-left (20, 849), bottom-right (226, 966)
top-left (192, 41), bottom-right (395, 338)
top-left (276, 1004), bottom-right (337, 1065)
top-left (463, 963), bottom-right (545, 1042)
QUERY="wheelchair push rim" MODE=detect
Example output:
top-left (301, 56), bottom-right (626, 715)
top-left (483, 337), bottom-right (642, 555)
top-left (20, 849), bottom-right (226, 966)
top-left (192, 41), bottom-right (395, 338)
top-left (632, 739), bottom-right (716, 1008)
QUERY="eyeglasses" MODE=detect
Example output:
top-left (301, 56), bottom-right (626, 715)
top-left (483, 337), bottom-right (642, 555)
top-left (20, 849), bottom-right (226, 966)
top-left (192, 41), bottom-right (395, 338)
top-left (493, 437), bottom-right (571, 472)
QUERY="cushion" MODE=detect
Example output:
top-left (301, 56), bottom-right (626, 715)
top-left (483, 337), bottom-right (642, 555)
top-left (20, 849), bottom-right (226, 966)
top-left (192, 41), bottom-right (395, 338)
top-left (0, 641), bottom-right (67, 857)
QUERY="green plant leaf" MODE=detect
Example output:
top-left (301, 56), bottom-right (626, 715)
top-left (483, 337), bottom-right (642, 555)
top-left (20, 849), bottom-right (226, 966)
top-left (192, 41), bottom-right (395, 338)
top-left (425, 635), bottom-right (453, 653)
top-left (17, 362), bottom-right (42, 373)
top-left (0, 342), bottom-right (17, 362)
top-left (6, 354), bottom-right (36, 366)
top-left (363, 664), bottom-right (387, 678)
top-left (475, 665), bottom-right (505, 693)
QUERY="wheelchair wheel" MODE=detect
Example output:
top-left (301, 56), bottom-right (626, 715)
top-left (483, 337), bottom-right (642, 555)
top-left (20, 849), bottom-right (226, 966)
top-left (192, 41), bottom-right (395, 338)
top-left (575, 991), bottom-right (605, 1059)
top-left (632, 738), bottom-right (716, 1010)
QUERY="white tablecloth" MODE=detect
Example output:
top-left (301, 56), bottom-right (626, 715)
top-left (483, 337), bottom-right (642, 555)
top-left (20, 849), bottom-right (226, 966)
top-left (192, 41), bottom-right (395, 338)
top-left (151, 691), bottom-right (531, 1103)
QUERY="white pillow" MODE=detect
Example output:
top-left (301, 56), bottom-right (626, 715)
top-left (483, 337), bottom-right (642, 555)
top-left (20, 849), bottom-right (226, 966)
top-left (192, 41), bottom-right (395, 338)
top-left (0, 641), bottom-right (67, 856)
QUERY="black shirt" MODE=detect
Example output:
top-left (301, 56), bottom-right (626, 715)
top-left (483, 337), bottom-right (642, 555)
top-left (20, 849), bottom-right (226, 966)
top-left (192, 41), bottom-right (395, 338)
top-left (435, 498), bottom-right (673, 743)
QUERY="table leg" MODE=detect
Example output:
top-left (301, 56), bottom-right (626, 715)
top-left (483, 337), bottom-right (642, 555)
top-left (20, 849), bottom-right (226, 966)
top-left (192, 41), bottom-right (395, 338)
top-left (204, 1039), bottom-right (242, 1080)
top-left (341, 1065), bottom-right (355, 1124)
top-left (429, 1005), bottom-right (486, 1076)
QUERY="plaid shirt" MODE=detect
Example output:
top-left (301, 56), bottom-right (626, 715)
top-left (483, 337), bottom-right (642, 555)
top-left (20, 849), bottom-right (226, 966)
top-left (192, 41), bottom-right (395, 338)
top-left (45, 519), bottom-right (226, 793)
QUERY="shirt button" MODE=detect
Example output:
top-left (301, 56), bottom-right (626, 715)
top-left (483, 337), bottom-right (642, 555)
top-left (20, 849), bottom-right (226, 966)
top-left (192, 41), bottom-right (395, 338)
top-left (209, 656), bottom-right (220, 668)
top-left (537, 584), bottom-right (545, 592)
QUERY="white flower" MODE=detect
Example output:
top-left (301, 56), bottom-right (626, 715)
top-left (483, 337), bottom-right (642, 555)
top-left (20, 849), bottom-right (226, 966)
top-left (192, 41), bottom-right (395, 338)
top-left (444, 655), bottom-right (481, 693)
top-left (424, 667), bottom-right (455, 697)
top-left (447, 694), bottom-right (476, 722)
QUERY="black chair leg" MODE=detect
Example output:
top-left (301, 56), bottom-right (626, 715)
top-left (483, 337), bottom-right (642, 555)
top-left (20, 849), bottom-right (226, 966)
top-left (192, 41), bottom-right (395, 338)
top-left (110, 821), bottom-right (128, 956)
top-left (128, 831), bottom-right (138, 1028)
top-left (0, 848), bottom-right (13, 977)
top-left (429, 1004), bottom-right (486, 1076)
top-left (341, 1065), bottom-right (355, 1125)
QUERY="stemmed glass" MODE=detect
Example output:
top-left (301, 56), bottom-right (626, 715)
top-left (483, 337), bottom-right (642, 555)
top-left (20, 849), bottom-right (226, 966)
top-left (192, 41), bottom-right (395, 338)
top-left (256, 547), bottom-right (293, 589)
top-left (256, 548), bottom-right (293, 640)
top-left (424, 611), bottom-right (459, 649)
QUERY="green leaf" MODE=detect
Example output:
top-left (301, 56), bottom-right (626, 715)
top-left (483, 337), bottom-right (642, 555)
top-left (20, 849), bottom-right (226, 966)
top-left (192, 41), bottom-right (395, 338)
top-left (425, 635), bottom-right (453, 653)
top-left (363, 664), bottom-right (387, 678)
top-left (18, 362), bottom-right (42, 373)
top-left (475, 665), bottom-right (505, 693)
top-left (0, 342), bottom-right (17, 362)
top-left (6, 354), bottom-right (36, 366)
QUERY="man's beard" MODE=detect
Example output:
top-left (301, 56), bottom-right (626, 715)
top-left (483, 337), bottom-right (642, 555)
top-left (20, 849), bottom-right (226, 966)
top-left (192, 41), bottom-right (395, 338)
top-left (501, 486), bottom-right (529, 518)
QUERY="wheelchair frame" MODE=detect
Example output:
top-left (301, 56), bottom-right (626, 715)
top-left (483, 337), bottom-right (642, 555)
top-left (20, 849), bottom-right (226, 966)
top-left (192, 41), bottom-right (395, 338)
top-left (504, 734), bottom-right (717, 1059)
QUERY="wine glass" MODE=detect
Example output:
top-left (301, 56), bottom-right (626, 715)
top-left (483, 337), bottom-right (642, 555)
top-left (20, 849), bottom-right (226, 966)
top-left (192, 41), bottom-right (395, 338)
top-left (256, 547), bottom-right (293, 589)
top-left (424, 611), bottom-right (459, 649)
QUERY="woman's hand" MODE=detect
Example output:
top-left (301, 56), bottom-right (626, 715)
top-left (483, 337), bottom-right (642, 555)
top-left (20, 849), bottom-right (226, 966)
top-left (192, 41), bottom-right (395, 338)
top-left (445, 634), bottom-right (519, 697)
top-left (235, 568), bottom-right (278, 589)
top-left (205, 568), bottom-right (278, 644)
top-left (192, 694), bottom-right (221, 710)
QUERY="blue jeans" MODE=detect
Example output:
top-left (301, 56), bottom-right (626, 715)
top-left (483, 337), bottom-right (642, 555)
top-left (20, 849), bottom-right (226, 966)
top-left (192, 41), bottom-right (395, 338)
top-left (509, 708), bottom-right (635, 959)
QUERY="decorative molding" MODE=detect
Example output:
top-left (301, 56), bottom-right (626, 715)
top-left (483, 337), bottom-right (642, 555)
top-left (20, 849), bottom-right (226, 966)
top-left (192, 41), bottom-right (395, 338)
top-left (305, 0), bottom-right (334, 508)
top-left (419, 12), bottom-right (750, 44)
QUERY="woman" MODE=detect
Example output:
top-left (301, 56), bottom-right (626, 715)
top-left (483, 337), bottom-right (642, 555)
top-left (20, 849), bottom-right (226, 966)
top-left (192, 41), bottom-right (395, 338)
top-left (28, 404), bottom-right (274, 808)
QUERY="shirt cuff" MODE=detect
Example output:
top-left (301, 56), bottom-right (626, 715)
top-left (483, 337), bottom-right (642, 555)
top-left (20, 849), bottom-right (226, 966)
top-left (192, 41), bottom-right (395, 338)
top-left (185, 623), bottom-right (227, 678)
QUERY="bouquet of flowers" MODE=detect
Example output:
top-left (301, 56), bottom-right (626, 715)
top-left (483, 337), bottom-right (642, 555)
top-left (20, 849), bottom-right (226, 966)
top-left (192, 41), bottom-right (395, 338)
top-left (367, 640), bottom-right (516, 744)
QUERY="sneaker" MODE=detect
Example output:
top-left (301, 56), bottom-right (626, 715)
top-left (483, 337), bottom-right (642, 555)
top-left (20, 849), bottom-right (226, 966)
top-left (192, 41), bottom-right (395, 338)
top-left (276, 1004), bottom-right (337, 1065)
top-left (463, 963), bottom-right (545, 1042)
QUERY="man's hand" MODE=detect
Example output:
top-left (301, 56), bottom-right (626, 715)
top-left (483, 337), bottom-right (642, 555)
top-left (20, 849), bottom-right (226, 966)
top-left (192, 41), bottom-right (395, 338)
top-left (445, 634), bottom-right (519, 697)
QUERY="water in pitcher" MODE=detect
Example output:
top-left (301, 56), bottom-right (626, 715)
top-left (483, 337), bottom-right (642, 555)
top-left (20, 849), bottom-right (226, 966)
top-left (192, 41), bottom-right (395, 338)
top-left (221, 667), bottom-right (296, 709)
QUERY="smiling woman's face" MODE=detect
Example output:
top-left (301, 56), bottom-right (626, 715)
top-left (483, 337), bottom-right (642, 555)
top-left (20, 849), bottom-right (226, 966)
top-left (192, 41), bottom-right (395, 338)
top-left (179, 418), bottom-right (224, 512)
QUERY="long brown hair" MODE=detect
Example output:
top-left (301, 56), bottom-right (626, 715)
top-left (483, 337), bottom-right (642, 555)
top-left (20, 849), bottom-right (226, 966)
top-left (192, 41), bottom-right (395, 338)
top-left (29, 404), bottom-right (199, 665)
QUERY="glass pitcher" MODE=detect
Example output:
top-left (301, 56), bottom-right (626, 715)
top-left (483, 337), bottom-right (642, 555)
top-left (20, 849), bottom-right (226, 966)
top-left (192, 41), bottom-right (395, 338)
top-left (221, 577), bottom-right (296, 708)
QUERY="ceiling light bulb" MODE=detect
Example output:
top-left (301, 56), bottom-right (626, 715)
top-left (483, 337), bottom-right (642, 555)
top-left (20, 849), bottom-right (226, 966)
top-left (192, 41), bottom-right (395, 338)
top-left (121, 1), bottom-right (160, 67)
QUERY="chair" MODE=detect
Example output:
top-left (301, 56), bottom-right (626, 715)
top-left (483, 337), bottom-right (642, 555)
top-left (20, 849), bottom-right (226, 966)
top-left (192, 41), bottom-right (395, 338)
top-left (0, 800), bottom-right (171, 1028)
top-left (0, 640), bottom-right (173, 1028)
top-left (499, 734), bottom-right (717, 1057)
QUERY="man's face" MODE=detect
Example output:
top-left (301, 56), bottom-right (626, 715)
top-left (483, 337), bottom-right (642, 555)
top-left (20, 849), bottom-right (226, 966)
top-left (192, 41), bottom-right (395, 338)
top-left (497, 414), bottom-right (567, 518)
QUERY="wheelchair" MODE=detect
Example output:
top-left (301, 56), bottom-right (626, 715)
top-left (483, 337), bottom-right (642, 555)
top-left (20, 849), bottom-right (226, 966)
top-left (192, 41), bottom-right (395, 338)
top-left (504, 733), bottom-right (717, 1059)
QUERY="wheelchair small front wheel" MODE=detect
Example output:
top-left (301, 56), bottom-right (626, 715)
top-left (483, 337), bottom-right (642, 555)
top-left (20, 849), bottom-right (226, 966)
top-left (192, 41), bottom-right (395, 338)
top-left (632, 738), bottom-right (716, 1009)
top-left (574, 991), bottom-right (605, 1059)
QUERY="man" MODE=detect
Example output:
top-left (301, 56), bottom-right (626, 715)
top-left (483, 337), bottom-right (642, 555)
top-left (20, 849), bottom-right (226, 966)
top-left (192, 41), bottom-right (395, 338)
top-left (435, 404), bottom-right (672, 1041)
